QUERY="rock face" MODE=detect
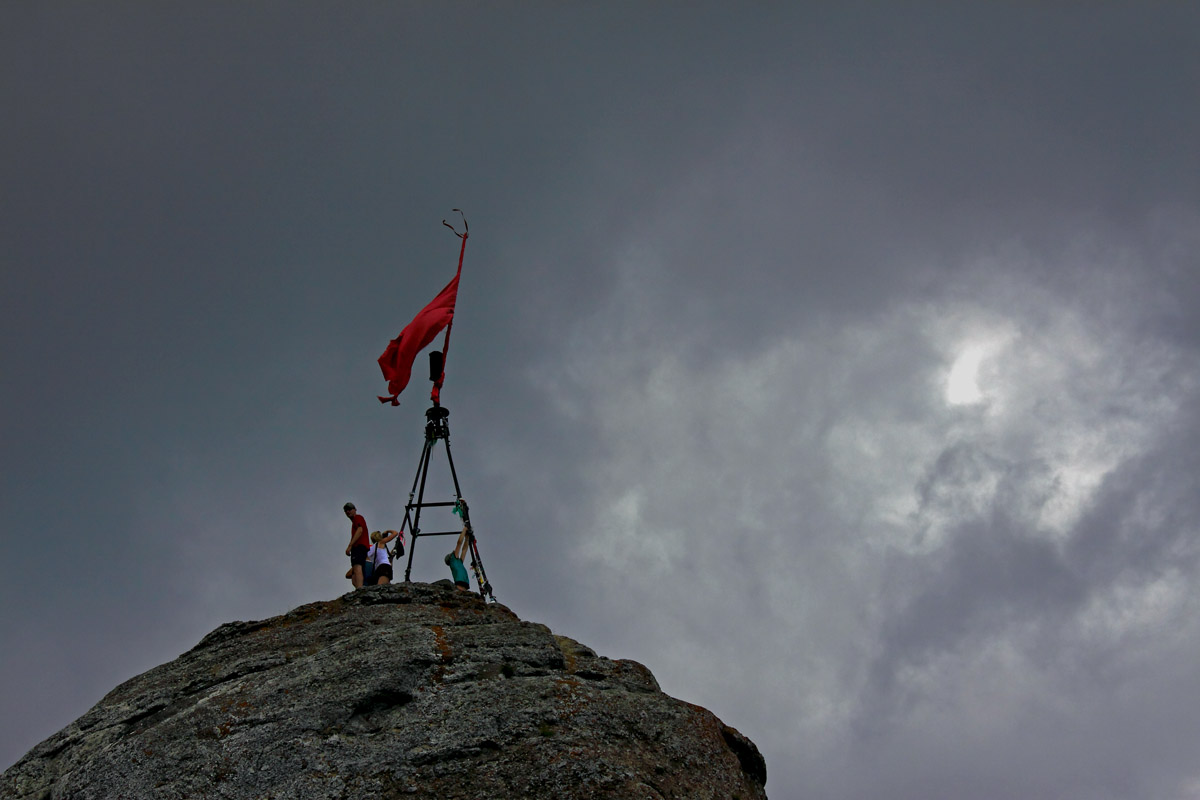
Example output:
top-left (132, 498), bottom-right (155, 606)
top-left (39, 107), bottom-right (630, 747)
top-left (2, 583), bottom-right (767, 799)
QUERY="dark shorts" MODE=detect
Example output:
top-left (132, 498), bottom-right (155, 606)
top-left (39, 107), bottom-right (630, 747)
top-left (349, 544), bottom-right (369, 566)
top-left (370, 564), bottom-right (394, 584)
top-left (454, 580), bottom-right (470, 590)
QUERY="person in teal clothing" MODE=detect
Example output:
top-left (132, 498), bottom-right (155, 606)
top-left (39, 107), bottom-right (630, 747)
top-left (444, 523), bottom-right (471, 591)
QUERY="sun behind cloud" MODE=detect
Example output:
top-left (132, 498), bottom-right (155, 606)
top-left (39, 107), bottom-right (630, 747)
top-left (946, 345), bottom-right (987, 405)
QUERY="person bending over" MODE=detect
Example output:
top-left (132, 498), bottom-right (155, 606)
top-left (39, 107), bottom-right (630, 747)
top-left (444, 524), bottom-right (471, 591)
top-left (366, 529), bottom-right (402, 585)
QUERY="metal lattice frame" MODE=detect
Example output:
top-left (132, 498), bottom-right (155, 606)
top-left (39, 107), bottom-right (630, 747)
top-left (400, 404), bottom-right (494, 601)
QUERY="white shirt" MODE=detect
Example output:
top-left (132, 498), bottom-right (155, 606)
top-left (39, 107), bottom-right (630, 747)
top-left (367, 544), bottom-right (391, 568)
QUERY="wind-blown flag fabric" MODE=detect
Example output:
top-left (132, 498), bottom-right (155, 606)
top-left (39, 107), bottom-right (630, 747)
top-left (377, 273), bottom-right (459, 405)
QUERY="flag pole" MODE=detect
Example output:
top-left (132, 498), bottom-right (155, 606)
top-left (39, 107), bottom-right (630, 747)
top-left (432, 210), bottom-right (468, 406)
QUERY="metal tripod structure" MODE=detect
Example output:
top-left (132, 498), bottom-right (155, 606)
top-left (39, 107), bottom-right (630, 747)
top-left (400, 402), bottom-right (494, 601)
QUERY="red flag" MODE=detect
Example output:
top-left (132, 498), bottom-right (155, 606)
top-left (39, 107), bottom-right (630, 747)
top-left (376, 273), bottom-right (459, 405)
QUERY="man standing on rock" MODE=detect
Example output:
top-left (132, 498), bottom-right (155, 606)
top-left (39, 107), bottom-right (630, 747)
top-left (343, 502), bottom-right (371, 589)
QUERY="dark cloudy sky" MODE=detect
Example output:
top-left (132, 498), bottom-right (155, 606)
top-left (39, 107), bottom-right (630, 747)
top-left (3, 5), bottom-right (1200, 798)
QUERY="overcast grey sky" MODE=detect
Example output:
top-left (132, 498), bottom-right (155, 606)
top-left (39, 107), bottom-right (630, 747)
top-left (3, 5), bottom-right (1200, 798)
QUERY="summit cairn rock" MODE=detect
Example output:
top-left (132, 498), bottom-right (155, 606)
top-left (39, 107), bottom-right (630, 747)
top-left (1, 583), bottom-right (767, 799)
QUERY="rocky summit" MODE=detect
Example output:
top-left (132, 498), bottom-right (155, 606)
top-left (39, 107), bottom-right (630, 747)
top-left (1, 582), bottom-right (767, 799)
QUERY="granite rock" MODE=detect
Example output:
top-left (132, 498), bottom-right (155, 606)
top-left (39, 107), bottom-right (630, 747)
top-left (2, 583), bottom-right (767, 799)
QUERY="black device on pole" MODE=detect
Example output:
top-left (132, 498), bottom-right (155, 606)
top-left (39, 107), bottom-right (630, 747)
top-left (399, 399), bottom-right (495, 601)
top-left (428, 351), bottom-right (444, 382)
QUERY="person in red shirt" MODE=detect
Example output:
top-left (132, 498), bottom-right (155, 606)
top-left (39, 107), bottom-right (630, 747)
top-left (343, 502), bottom-right (371, 589)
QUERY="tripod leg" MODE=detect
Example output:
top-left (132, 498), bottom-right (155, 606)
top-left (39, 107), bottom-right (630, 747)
top-left (403, 438), bottom-right (435, 583)
top-left (465, 533), bottom-right (494, 601)
top-left (441, 433), bottom-right (466, 503)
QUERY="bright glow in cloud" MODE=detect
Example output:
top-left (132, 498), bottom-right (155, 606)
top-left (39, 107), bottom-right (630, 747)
top-left (946, 345), bottom-right (986, 405)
